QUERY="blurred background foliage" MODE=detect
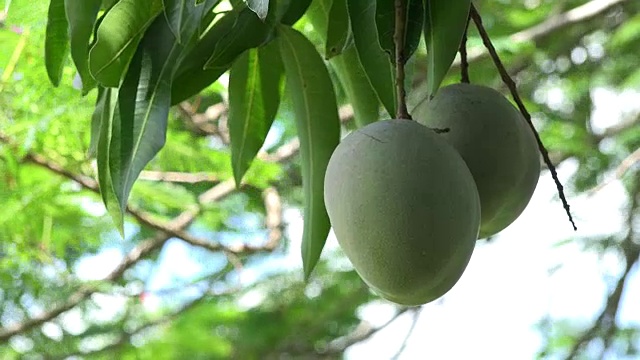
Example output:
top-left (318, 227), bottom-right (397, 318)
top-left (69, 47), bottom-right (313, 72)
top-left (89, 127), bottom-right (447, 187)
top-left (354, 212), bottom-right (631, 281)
top-left (0, 0), bottom-right (639, 359)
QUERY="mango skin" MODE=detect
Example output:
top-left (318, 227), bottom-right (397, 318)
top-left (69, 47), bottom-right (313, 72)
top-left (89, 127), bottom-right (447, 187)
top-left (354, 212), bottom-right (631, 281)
top-left (413, 83), bottom-right (540, 239)
top-left (324, 119), bottom-right (480, 306)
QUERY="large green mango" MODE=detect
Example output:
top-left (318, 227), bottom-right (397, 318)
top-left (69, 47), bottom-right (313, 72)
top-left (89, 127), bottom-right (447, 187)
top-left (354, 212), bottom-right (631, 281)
top-left (324, 119), bottom-right (480, 306)
top-left (413, 83), bottom-right (540, 239)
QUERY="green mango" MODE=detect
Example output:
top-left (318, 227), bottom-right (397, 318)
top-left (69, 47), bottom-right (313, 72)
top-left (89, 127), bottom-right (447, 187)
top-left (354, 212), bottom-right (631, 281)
top-left (413, 83), bottom-right (540, 239)
top-left (324, 119), bottom-right (480, 306)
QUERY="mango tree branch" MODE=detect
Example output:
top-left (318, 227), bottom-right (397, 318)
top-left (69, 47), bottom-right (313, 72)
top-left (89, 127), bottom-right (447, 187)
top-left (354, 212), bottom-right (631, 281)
top-left (0, 122), bottom-right (305, 341)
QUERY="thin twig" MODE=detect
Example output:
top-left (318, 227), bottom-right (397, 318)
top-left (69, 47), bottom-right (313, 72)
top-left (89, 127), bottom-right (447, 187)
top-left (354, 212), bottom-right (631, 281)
top-left (323, 307), bottom-right (413, 354)
top-left (470, 4), bottom-right (577, 231)
top-left (263, 187), bottom-right (283, 248)
top-left (394, 0), bottom-right (411, 119)
top-left (587, 147), bottom-right (640, 196)
top-left (391, 307), bottom-right (423, 360)
top-left (138, 170), bottom-right (219, 183)
top-left (459, 15), bottom-right (471, 84)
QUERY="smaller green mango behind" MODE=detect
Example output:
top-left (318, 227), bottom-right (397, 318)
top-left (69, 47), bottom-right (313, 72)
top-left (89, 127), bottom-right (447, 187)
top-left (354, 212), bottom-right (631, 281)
top-left (413, 83), bottom-right (540, 239)
top-left (324, 119), bottom-right (481, 306)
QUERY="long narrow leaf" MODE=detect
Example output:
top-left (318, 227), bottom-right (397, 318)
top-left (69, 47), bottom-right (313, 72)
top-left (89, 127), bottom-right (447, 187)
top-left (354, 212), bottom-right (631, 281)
top-left (105, 10), bottom-right (201, 231)
top-left (96, 87), bottom-right (124, 233)
top-left (65, 0), bottom-right (102, 94)
top-left (228, 41), bottom-right (283, 186)
top-left (280, 0), bottom-right (311, 25)
top-left (306, 0), bottom-right (381, 128)
top-left (375, 0), bottom-right (423, 62)
top-left (424, 0), bottom-right (471, 97)
top-left (244, 0), bottom-right (269, 20)
top-left (277, 25), bottom-right (341, 280)
top-left (89, 86), bottom-right (107, 157)
top-left (331, 48), bottom-right (381, 127)
top-left (346, 0), bottom-right (396, 117)
top-left (45, 0), bottom-right (69, 87)
top-left (163, 0), bottom-right (219, 44)
top-left (203, 9), bottom-right (271, 69)
top-left (325, 0), bottom-right (350, 59)
top-left (88, 0), bottom-right (164, 87)
top-left (171, 7), bottom-right (271, 104)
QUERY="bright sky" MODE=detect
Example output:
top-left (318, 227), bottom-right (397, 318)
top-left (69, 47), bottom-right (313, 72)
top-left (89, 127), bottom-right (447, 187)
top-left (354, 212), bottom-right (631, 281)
top-left (67, 86), bottom-right (640, 358)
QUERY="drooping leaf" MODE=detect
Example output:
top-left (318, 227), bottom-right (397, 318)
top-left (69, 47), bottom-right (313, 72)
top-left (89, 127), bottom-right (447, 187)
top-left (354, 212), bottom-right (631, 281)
top-left (325, 0), bottom-right (350, 59)
top-left (89, 86), bottom-right (107, 157)
top-left (346, 0), bottom-right (396, 118)
top-left (64, 0), bottom-right (103, 94)
top-left (96, 87), bottom-right (124, 233)
top-left (88, 0), bottom-right (164, 87)
top-left (331, 48), bottom-right (381, 127)
top-left (244, 0), bottom-right (269, 20)
top-left (306, 0), bottom-right (380, 128)
top-left (375, 0), bottom-right (423, 62)
top-left (280, 0), bottom-right (311, 25)
top-left (203, 10), bottom-right (272, 69)
top-left (163, 0), bottom-right (220, 44)
top-left (171, 7), bottom-right (271, 104)
top-left (228, 41), bottom-right (283, 186)
top-left (45, 0), bottom-right (69, 87)
top-left (424, 0), bottom-right (471, 97)
top-left (277, 25), bottom-right (341, 280)
top-left (101, 12), bottom-right (193, 231)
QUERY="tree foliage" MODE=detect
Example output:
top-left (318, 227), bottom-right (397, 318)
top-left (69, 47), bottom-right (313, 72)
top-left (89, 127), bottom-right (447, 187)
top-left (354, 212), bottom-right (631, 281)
top-left (0, 0), bottom-right (639, 358)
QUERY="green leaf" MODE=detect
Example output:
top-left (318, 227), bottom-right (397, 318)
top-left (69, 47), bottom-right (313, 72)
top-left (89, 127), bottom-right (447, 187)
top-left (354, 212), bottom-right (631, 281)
top-left (280, 0), bottom-right (311, 25)
top-left (171, 7), bottom-right (271, 105)
top-left (244, 0), bottom-right (269, 20)
top-left (347, 0), bottom-right (396, 118)
top-left (96, 87), bottom-right (124, 233)
top-left (331, 48), bottom-right (381, 127)
top-left (228, 41), bottom-right (283, 186)
top-left (375, 0), bottom-right (423, 62)
top-left (403, 0), bottom-right (424, 61)
top-left (163, 0), bottom-right (220, 44)
top-left (306, 0), bottom-right (380, 128)
top-left (101, 14), bottom-right (190, 231)
top-left (423, 0), bottom-right (471, 97)
top-left (325, 0), bottom-right (350, 59)
top-left (203, 10), bottom-right (272, 69)
top-left (45, 0), bottom-right (69, 87)
top-left (64, 0), bottom-right (103, 94)
top-left (276, 25), bottom-right (340, 280)
top-left (89, 86), bottom-right (107, 157)
top-left (88, 0), bottom-right (164, 87)
top-left (197, 0), bottom-right (223, 44)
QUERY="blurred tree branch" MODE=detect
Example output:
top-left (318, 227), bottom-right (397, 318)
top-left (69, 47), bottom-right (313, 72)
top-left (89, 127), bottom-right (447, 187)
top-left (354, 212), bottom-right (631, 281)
top-left (0, 128), bottom-right (295, 341)
top-left (0, 94), bottom-right (348, 341)
top-left (321, 307), bottom-right (416, 355)
top-left (456, 0), bottom-right (629, 67)
top-left (564, 186), bottom-right (640, 359)
top-left (52, 268), bottom-right (235, 360)
top-left (391, 307), bottom-right (423, 360)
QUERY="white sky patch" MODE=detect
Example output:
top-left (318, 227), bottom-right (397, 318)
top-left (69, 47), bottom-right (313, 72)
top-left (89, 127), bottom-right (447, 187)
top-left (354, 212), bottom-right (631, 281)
top-left (590, 87), bottom-right (640, 135)
top-left (146, 239), bottom-right (204, 292)
top-left (74, 247), bottom-right (124, 281)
